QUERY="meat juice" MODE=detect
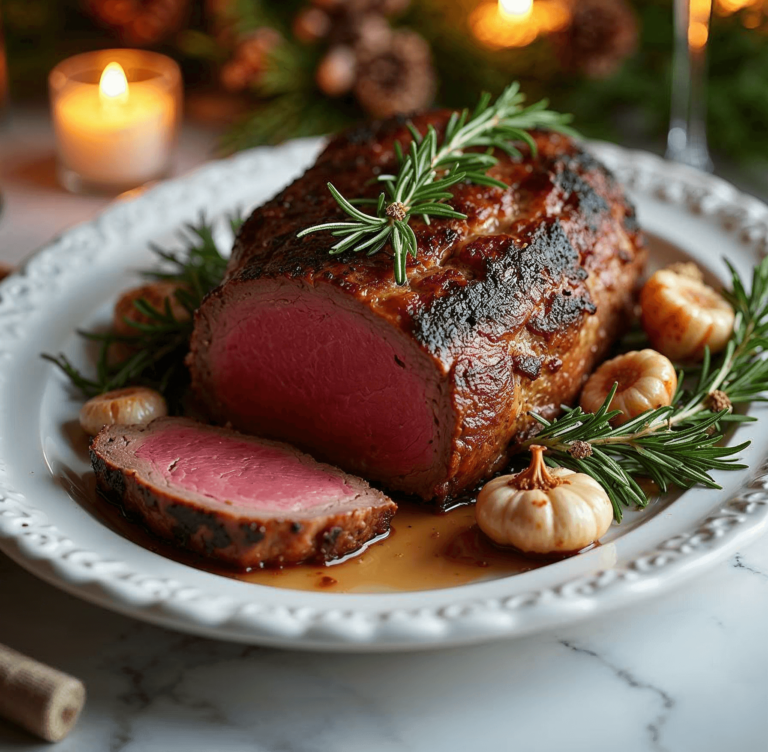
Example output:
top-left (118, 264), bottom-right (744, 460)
top-left (64, 469), bottom-right (541, 593)
top-left (241, 503), bottom-right (541, 593)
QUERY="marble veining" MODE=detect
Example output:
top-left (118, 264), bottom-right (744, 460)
top-left (559, 640), bottom-right (676, 752)
top-left (3, 140), bottom-right (768, 648)
top-left (1, 536), bottom-right (768, 751)
top-left (732, 553), bottom-right (768, 580)
top-left (0, 115), bottom-right (765, 750)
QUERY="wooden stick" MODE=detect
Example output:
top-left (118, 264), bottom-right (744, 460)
top-left (0, 643), bottom-right (85, 742)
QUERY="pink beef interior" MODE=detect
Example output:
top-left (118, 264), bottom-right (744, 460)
top-left (204, 281), bottom-right (446, 486)
top-left (135, 426), bottom-right (356, 511)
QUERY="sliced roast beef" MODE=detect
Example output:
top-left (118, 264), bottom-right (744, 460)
top-left (189, 115), bottom-right (645, 507)
top-left (90, 417), bottom-right (396, 568)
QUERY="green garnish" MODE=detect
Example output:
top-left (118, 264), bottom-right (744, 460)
top-left (42, 215), bottom-right (240, 407)
top-left (297, 82), bottom-right (575, 286)
top-left (527, 257), bottom-right (768, 522)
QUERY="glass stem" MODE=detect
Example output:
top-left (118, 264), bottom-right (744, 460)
top-left (666, 0), bottom-right (714, 172)
top-left (0, 5), bottom-right (6, 120)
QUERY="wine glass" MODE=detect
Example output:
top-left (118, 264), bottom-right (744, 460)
top-left (666, 0), bottom-right (714, 171)
top-left (0, 5), bottom-right (6, 119)
top-left (0, 6), bottom-right (6, 219)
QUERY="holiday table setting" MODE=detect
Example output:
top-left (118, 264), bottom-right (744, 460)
top-left (1, 1), bottom-right (768, 750)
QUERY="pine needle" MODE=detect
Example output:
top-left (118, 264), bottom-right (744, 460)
top-left (42, 214), bottom-right (242, 409)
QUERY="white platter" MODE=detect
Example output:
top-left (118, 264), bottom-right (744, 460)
top-left (1, 138), bottom-right (767, 651)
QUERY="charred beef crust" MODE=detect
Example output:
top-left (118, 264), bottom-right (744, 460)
top-left (90, 429), bottom-right (396, 569)
top-left (192, 112), bottom-right (645, 505)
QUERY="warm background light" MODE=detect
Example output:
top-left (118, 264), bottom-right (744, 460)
top-left (499, 0), bottom-right (533, 19)
top-left (50, 50), bottom-right (181, 192)
top-left (472, 0), bottom-right (569, 50)
top-left (689, 0), bottom-right (713, 49)
top-left (716, 0), bottom-right (759, 13)
top-left (99, 62), bottom-right (128, 103)
top-left (713, 0), bottom-right (768, 30)
top-left (531, 1), bottom-right (570, 33)
top-left (688, 21), bottom-right (709, 47)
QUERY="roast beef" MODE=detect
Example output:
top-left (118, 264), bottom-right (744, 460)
top-left (189, 115), bottom-right (645, 507)
top-left (90, 417), bottom-right (396, 568)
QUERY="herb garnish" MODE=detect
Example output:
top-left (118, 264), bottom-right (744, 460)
top-left (42, 216), bottom-right (240, 405)
top-left (527, 257), bottom-right (768, 522)
top-left (42, 107), bottom-right (768, 528)
top-left (296, 83), bottom-right (575, 285)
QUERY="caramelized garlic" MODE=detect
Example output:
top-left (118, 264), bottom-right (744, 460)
top-left (580, 349), bottom-right (677, 425)
top-left (640, 266), bottom-right (735, 361)
top-left (476, 446), bottom-right (613, 556)
top-left (79, 387), bottom-right (167, 436)
top-left (113, 281), bottom-right (190, 337)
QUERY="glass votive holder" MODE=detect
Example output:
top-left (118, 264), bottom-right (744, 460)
top-left (49, 49), bottom-right (182, 194)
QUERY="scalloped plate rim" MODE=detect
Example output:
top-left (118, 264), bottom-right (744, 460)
top-left (0, 137), bottom-right (766, 651)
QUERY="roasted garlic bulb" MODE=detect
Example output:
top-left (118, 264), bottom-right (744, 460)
top-left (640, 266), bottom-right (735, 361)
top-left (113, 281), bottom-right (190, 338)
top-left (476, 446), bottom-right (613, 555)
top-left (580, 349), bottom-right (677, 425)
top-left (79, 387), bottom-right (167, 436)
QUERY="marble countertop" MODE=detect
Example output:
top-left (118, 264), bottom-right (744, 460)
top-left (1, 545), bottom-right (767, 752)
top-left (1, 111), bottom-right (767, 752)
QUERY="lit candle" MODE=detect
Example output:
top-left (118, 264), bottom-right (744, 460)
top-left (499, 0), bottom-right (534, 22)
top-left (471, 0), bottom-right (569, 49)
top-left (49, 50), bottom-right (181, 193)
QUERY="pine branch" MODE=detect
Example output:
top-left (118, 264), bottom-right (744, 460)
top-left (42, 215), bottom-right (242, 407)
top-left (296, 82), bottom-right (575, 285)
top-left (526, 257), bottom-right (768, 522)
top-left (220, 92), bottom-right (353, 154)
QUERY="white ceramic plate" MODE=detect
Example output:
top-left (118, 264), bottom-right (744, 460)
top-left (1, 139), bottom-right (767, 651)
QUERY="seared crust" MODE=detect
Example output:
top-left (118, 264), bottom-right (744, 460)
top-left (191, 113), bottom-right (645, 505)
top-left (90, 419), bottom-right (396, 569)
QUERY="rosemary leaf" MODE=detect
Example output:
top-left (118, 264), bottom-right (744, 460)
top-left (297, 82), bottom-right (574, 285)
top-left (527, 257), bottom-right (768, 522)
top-left (43, 214), bottom-right (241, 409)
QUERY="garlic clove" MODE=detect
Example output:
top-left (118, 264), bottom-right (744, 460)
top-left (79, 387), bottom-right (168, 436)
top-left (113, 282), bottom-right (190, 338)
top-left (640, 267), bottom-right (735, 361)
top-left (580, 349), bottom-right (677, 425)
top-left (476, 446), bottom-right (613, 555)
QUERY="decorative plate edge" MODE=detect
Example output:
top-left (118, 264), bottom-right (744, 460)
top-left (0, 140), bottom-right (767, 647)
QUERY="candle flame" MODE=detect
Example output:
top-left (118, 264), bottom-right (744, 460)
top-left (716, 0), bottom-right (757, 14)
top-left (499, 0), bottom-right (533, 17)
top-left (99, 62), bottom-right (128, 104)
top-left (473, 0), bottom-right (568, 49)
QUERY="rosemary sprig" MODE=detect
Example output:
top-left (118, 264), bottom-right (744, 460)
top-left (527, 256), bottom-right (768, 522)
top-left (42, 215), bottom-right (241, 407)
top-left (296, 82), bottom-right (575, 285)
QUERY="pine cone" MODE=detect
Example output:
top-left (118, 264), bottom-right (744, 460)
top-left (311, 0), bottom-right (409, 15)
top-left (220, 29), bottom-right (281, 93)
top-left (205, 0), bottom-right (240, 44)
top-left (349, 13), bottom-right (393, 54)
top-left (554, 0), bottom-right (638, 80)
top-left (300, 0), bottom-right (407, 48)
top-left (360, 0), bottom-right (410, 15)
top-left (293, 7), bottom-right (332, 43)
top-left (354, 30), bottom-right (435, 119)
top-left (85, 0), bottom-right (190, 46)
top-left (316, 46), bottom-right (357, 97)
